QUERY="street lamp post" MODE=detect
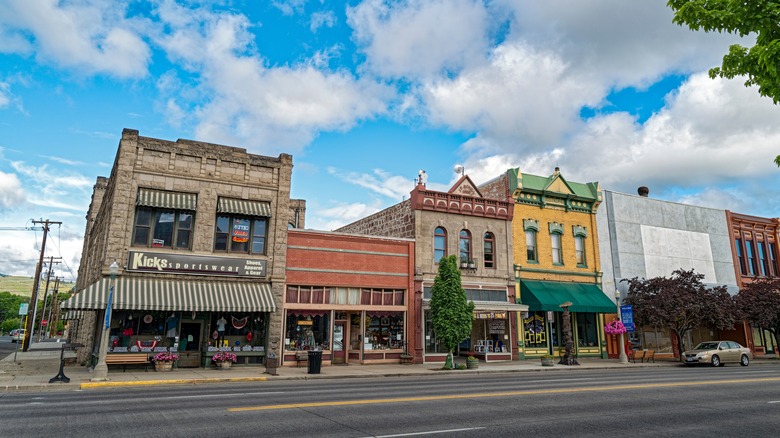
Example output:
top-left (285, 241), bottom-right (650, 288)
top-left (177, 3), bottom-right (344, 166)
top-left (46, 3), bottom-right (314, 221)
top-left (615, 290), bottom-right (628, 364)
top-left (92, 262), bottom-right (119, 381)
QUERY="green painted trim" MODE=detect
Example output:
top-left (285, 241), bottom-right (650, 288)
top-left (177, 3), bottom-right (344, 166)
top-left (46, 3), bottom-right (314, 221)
top-left (548, 222), bottom-right (564, 234)
top-left (523, 218), bottom-right (539, 232)
top-left (572, 225), bottom-right (587, 238)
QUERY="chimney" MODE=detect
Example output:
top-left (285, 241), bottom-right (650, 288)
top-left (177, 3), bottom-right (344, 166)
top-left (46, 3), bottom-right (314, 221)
top-left (637, 186), bottom-right (649, 197)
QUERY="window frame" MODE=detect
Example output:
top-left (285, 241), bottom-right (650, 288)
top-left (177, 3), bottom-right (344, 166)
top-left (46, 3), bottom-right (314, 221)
top-left (574, 235), bottom-right (586, 267)
top-left (745, 239), bottom-right (757, 276)
top-left (735, 238), bottom-right (747, 276)
top-left (758, 241), bottom-right (769, 276)
top-left (525, 230), bottom-right (538, 263)
top-left (551, 232), bottom-right (563, 265)
top-left (131, 206), bottom-right (194, 250)
top-left (483, 232), bottom-right (495, 269)
top-left (434, 227), bottom-right (447, 263)
top-left (459, 229), bottom-right (472, 264)
top-left (213, 213), bottom-right (269, 255)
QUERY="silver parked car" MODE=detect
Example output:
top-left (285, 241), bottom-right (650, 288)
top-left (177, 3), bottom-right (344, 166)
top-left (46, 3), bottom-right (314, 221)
top-left (683, 340), bottom-right (752, 367)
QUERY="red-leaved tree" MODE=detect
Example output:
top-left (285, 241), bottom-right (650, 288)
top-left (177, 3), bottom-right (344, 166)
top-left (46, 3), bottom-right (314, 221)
top-left (623, 269), bottom-right (736, 360)
top-left (735, 278), bottom-right (780, 352)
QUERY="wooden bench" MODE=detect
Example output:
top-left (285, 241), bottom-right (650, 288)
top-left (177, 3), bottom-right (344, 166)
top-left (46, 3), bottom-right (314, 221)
top-left (295, 351), bottom-right (309, 367)
top-left (629, 349), bottom-right (645, 363)
top-left (644, 349), bottom-right (655, 363)
top-left (106, 353), bottom-right (150, 372)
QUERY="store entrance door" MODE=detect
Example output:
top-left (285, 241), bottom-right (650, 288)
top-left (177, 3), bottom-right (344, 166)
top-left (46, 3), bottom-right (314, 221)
top-left (178, 321), bottom-right (202, 368)
top-left (332, 322), bottom-right (346, 364)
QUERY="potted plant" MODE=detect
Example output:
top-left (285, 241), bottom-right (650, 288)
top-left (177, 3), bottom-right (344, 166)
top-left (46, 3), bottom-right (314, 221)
top-left (540, 354), bottom-right (554, 367)
top-left (466, 355), bottom-right (479, 369)
top-left (152, 352), bottom-right (179, 372)
top-left (212, 351), bottom-right (238, 369)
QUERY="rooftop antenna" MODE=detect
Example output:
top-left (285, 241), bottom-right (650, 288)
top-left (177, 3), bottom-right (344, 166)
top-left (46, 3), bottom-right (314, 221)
top-left (454, 164), bottom-right (465, 177)
top-left (417, 169), bottom-right (428, 186)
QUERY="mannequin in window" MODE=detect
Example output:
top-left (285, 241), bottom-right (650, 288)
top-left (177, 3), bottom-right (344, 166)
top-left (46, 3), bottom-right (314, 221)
top-left (166, 313), bottom-right (179, 345)
top-left (216, 315), bottom-right (227, 346)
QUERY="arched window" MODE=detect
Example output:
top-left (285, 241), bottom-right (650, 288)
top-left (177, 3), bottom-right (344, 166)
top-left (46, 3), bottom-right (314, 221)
top-left (434, 227), bottom-right (447, 263)
top-left (459, 230), bottom-right (472, 264)
top-left (483, 232), bottom-right (495, 268)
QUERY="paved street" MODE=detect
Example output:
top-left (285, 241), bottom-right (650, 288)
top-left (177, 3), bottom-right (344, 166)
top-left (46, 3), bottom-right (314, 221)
top-left (2, 366), bottom-right (780, 437)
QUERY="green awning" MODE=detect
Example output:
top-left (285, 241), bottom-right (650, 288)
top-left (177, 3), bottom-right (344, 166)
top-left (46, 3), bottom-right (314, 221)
top-left (520, 280), bottom-right (616, 313)
top-left (61, 278), bottom-right (276, 312)
top-left (137, 188), bottom-right (197, 210)
top-left (217, 198), bottom-right (271, 217)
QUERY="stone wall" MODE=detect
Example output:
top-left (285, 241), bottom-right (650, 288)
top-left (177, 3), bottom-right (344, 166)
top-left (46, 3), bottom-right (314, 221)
top-left (335, 199), bottom-right (415, 238)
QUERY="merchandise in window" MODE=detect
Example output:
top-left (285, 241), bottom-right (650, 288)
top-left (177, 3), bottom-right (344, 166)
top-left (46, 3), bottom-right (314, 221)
top-left (214, 215), bottom-right (268, 254)
top-left (364, 313), bottom-right (404, 350)
top-left (132, 207), bottom-right (193, 249)
top-left (285, 312), bottom-right (330, 351)
top-left (576, 313), bottom-right (598, 347)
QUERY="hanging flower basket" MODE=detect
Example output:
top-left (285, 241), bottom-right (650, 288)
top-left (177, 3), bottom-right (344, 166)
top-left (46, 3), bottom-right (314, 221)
top-left (604, 320), bottom-right (627, 335)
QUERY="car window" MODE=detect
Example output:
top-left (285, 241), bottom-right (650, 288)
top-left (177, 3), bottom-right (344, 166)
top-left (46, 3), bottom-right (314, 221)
top-left (727, 341), bottom-right (739, 349)
top-left (697, 342), bottom-right (718, 350)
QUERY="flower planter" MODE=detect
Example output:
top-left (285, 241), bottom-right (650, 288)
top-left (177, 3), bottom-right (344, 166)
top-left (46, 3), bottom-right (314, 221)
top-left (466, 360), bottom-right (479, 369)
top-left (155, 361), bottom-right (173, 372)
top-left (540, 357), bottom-right (554, 367)
top-left (216, 361), bottom-right (233, 370)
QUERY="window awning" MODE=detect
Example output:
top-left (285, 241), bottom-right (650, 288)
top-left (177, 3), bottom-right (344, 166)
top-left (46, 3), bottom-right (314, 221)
top-left (217, 198), bottom-right (271, 217)
top-left (137, 188), bottom-right (197, 210)
top-left (520, 280), bottom-right (616, 313)
top-left (61, 278), bottom-right (276, 312)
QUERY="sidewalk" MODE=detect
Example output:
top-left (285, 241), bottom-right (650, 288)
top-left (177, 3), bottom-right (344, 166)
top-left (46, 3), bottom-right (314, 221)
top-left (1, 341), bottom-right (774, 392)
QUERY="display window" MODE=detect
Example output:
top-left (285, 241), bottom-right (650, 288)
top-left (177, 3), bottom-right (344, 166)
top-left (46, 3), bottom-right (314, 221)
top-left (523, 312), bottom-right (547, 348)
top-left (363, 313), bottom-right (404, 350)
top-left (285, 311), bottom-right (330, 351)
top-left (424, 310), bottom-right (446, 353)
top-left (576, 313), bottom-right (598, 347)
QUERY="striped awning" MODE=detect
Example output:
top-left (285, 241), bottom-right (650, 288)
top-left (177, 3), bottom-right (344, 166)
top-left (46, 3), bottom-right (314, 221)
top-left (217, 198), bottom-right (271, 217)
top-left (60, 278), bottom-right (276, 312)
top-left (137, 188), bottom-right (197, 210)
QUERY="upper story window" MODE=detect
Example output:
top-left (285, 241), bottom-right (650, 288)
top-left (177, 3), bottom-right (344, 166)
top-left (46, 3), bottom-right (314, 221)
top-left (770, 242), bottom-right (779, 277)
top-left (214, 198), bottom-right (271, 255)
top-left (573, 225), bottom-right (588, 268)
top-left (459, 230), bottom-right (472, 264)
top-left (132, 189), bottom-right (197, 250)
top-left (758, 241), bottom-right (769, 276)
top-left (549, 222), bottom-right (564, 265)
top-left (745, 240), bottom-right (757, 276)
top-left (523, 219), bottom-right (539, 264)
top-left (434, 227), bottom-right (447, 263)
top-left (735, 238), bottom-right (747, 276)
top-left (483, 232), bottom-right (495, 268)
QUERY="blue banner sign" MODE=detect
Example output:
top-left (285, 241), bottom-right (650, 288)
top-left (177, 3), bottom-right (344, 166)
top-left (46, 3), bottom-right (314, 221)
top-left (104, 285), bottom-right (114, 329)
top-left (620, 304), bottom-right (635, 332)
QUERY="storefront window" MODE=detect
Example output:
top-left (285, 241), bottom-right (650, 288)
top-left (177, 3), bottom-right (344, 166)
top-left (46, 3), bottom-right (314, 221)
top-left (523, 312), bottom-right (547, 348)
top-left (424, 310), bottom-right (446, 353)
top-left (365, 313), bottom-right (404, 350)
top-left (576, 313), bottom-right (598, 347)
top-left (472, 318), bottom-right (508, 352)
top-left (285, 312), bottom-right (330, 351)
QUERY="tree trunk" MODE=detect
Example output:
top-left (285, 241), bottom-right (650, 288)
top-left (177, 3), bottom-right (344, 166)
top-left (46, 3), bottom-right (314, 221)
top-left (673, 329), bottom-right (686, 361)
top-left (445, 352), bottom-right (454, 369)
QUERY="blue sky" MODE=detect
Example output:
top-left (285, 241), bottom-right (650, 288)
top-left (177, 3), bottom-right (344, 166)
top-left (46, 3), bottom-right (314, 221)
top-left (1, 0), bottom-right (779, 280)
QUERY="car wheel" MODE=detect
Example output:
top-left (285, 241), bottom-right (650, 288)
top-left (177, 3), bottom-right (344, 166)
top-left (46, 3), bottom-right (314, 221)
top-left (711, 355), bottom-right (720, 367)
top-left (740, 354), bottom-right (750, 366)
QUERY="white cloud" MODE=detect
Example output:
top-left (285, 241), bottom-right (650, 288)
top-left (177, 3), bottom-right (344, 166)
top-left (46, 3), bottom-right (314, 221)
top-left (327, 166), bottom-right (415, 200)
top-left (154, 2), bottom-right (391, 153)
top-left (0, 0), bottom-right (151, 78)
top-left (309, 201), bottom-right (384, 231)
top-left (0, 171), bottom-right (26, 210)
top-left (311, 11), bottom-right (337, 32)
top-left (0, 80), bottom-right (11, 108)
top-left (10, 161), bottom-right (92, 210)
top-left (347, 0), bottom-right (491, 79)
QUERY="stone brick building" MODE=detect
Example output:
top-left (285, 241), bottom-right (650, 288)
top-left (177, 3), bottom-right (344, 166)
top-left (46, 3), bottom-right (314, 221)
top-left (283, 229), bottom-right (414, 365)
top-left (481, 168), bottom-right (615, 360)
top-left (63, 129), bottom-right (299, 368)
top-left (337, 174), bottom-right (526, 363)
top-left (725, 211), bottom-right (780, 354)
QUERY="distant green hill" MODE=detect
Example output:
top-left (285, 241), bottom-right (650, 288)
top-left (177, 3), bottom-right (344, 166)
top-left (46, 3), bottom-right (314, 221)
top-left (0, 276), bottom-right (75, 298)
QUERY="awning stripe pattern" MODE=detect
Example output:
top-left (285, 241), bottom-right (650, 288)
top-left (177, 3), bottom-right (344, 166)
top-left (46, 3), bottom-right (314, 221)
top-left (520, 280), bottom-right (616, 313)
top-left (137, 188), bottom-right (197, 210)
top-left (60, 278), bottom-right (276, 312)
top-left (217, 198), bottom-right (271, 217)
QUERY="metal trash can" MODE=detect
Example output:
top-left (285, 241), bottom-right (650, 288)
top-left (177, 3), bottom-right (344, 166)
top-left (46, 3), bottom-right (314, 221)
top-left (265, 357), bottom-right (278, 376)
top-left (307, 350), bottom-right (322, 374)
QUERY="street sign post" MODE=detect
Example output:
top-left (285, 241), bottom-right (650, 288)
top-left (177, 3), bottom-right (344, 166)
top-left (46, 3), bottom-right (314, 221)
top-left (620, 305), bottom-right (635, 332)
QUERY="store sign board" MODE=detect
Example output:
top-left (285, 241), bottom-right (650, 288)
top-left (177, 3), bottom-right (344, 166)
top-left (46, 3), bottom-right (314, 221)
top-left (18, 303), bottom-right (28, 316)
top-left (620, 305), bottom-right (635, 332)
top-left (475, 311), bottom-right (506, 319)
top-left (127, 250), bottom-right (267, 278)
top-left (488, 320), bottom-right (505, 334)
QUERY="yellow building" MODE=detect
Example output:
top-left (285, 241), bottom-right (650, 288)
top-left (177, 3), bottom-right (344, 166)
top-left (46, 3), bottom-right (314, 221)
top-left (481, 167), bottom-right (616, 360)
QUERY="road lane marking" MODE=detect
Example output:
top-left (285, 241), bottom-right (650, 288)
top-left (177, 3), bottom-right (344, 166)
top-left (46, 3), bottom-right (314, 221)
top-left (366, 427), bottom-right (486, 437)
top-left (228, 377), bottom-right (780, 412)
top-left (769, 401), bottom-right (780, 404)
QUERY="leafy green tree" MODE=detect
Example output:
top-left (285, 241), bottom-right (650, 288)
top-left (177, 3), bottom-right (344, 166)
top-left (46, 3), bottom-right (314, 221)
top-left (668, 1), bottom-right (780, 105)
top-left (0, 291), bottom-right (28, 324)
top-left (430, 255), bottom-right (474, 369)
top-left (623, 269), bottom-right (736, 360)
top-left (735, 278), bottom-right (780, 351)
top-left (2, 317), bottom-right (21, 335)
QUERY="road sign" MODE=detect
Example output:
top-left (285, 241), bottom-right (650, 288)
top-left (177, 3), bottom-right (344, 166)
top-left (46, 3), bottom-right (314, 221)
top-left (18, 303), bottom-right (28, 316)
top-left (620, 305), bottom-right (635, 332)
top-left (42, 319), bottom-right (48, 327)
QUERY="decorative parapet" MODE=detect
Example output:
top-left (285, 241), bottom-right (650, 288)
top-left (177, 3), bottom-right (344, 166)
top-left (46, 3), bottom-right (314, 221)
top-left (409, 183), bottom-right (513, 220)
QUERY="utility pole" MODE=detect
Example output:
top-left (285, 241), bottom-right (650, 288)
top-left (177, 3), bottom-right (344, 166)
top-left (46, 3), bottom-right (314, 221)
top-left (46, 277), bottom-right (61, 338)
top-left (37, 258), bottom-right (61, 342)
top-left (23, 219), bottom-right (62, 352)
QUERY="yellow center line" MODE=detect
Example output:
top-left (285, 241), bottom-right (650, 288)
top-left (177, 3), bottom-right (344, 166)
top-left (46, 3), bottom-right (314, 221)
top-left (228, 377), bottom-right (780, 412)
